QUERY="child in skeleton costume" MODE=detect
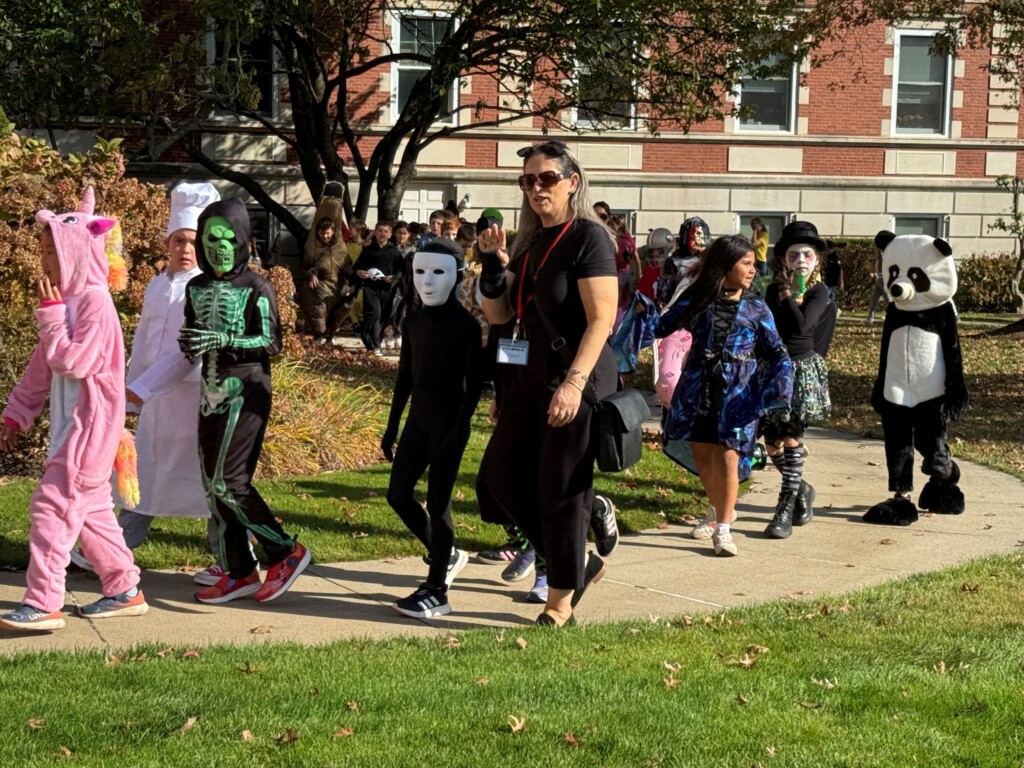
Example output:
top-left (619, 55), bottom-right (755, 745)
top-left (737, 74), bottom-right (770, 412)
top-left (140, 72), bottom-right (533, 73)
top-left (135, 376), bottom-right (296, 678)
top-left (69, 183), bottom-right (228, 583)
top-left (381, 239), bottom-right (483, 619)
top-left (0, 188), bottom-right (148, 630)
top-left (760, 221), bottom-right (835, 540)
top-left (299, 185), bottom-right (354, 343)
top-left (179, 198), bottom-right (311, 605)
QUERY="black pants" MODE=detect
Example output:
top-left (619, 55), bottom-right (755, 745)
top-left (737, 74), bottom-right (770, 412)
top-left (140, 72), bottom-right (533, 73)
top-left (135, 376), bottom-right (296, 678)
top-left (477, 396), bottom-right (598, 591)
top-left (198, 365), bottom-right (294, 579)
top-left (361, 284), bottom-right (392, 350)
top-left (881, 399), bottom-right (953, 493)
top-left (387, 413), bottom-right (466, 587)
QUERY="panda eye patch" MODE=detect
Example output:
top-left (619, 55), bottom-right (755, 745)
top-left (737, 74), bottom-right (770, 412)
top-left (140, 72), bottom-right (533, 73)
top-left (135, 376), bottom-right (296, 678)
top-left (907, 267), bottom-right (931, 293)
top-left (889, 265), bottom-right (900, 278)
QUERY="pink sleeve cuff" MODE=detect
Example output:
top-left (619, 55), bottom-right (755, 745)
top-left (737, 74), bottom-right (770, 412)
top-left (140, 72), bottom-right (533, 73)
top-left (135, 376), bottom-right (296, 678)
top-left (3, 417), bottom-right (18, 432)
top-left (38, 299), bottom-right (64, 308)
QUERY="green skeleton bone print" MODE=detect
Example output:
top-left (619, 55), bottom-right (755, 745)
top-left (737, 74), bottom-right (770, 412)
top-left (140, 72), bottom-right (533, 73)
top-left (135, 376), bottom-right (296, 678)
top-left (188, 281), bottom-right (251, 415)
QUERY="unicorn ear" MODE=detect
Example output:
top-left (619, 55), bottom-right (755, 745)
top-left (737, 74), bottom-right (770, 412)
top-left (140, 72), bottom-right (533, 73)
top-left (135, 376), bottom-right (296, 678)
top-left (79, 186), bottom-right (96, 215)
top-left (88, 218), bottom-right (117, 236)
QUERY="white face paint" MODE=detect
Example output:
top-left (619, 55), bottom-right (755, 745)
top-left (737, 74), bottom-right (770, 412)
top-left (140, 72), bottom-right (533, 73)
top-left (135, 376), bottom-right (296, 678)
top-left (784, 245), bottom-right (819, 277)
top-left (413, 251), bottom-right (458, 306)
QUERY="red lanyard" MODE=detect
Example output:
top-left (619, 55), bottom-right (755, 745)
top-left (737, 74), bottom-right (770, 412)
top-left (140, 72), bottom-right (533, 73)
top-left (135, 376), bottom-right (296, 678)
top-left (514, 218), bottom-right (574, 338)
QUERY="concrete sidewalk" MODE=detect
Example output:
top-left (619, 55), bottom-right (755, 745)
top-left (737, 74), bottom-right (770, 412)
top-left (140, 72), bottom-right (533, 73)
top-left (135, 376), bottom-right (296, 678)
top-left (2, 427), bottom-right (1021, 654)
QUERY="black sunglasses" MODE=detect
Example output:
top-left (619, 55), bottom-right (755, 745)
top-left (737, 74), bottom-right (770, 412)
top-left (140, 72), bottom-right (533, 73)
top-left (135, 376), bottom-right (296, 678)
top-left (518, 170), bottom-right (572, 191)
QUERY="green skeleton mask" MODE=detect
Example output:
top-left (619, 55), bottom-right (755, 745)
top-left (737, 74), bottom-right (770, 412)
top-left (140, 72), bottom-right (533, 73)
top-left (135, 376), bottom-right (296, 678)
top-left (203, 215), bottom-right (238, 274)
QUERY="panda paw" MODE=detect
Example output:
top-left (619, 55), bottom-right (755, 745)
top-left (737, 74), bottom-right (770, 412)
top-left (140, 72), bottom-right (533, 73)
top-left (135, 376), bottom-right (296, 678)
top-left (863, 496), bottom-right (919, 526)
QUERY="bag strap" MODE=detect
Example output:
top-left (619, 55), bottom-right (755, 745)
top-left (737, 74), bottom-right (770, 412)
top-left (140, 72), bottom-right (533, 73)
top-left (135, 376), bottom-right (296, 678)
top-left (530, 299), bottom-right (600, 408)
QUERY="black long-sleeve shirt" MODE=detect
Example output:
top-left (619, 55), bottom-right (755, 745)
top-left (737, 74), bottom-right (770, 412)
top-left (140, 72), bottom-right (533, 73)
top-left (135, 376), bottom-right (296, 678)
top-left (765, 282), bottom-right (830, 361)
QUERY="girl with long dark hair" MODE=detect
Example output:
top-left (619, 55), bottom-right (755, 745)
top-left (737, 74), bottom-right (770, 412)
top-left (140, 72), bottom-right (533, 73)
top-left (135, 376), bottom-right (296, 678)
top-left (651, 235), bottom-right (793, 557)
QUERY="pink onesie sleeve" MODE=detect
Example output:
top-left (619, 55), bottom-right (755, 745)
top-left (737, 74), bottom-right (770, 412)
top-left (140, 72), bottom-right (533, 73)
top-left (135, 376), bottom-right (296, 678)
top-left (35, 293), bottom-right (113, 380)
top-left (1, 344), bottom-right (53, 431)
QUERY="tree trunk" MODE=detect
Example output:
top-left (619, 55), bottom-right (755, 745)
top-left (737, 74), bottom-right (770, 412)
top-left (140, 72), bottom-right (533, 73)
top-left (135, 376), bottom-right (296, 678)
top-left (985, 316), bottom-right (1024, 335)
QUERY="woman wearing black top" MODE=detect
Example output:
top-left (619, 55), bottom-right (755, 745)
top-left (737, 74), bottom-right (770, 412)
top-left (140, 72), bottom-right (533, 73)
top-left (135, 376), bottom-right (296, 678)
top-left (476, 141), bottom-right (618, 627)
top-left (761, 221), bottom-right (833, 539)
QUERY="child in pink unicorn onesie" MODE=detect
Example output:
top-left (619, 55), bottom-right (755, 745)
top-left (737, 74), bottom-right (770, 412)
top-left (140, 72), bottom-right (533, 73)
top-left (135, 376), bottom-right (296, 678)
top-left (0, 188), bottom-right (148, 631)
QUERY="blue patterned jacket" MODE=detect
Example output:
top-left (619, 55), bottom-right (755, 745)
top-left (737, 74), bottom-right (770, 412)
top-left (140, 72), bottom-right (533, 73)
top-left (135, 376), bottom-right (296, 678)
top-left (655, 292), bottom-right (793, 473)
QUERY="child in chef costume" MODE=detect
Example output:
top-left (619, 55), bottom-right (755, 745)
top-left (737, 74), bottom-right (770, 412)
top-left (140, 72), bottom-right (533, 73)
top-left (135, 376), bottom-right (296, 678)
top-left (70, 182), bottom-right (232, 587)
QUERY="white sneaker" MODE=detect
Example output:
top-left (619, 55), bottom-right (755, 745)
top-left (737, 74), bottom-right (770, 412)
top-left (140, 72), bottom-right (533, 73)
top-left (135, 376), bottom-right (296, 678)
top-left (68, 546), bottom-right (95, 573)
top-left (691, 507), bottom-right (731, 540)
top-left (713, 528), bottom-right (738, 557)
top-left (194, 563), bottom-right (259, 586)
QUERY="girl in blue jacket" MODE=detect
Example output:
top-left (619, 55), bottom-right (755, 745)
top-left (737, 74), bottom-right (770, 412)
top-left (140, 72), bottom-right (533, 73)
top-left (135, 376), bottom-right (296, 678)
top-left (651, 235), bottom-right (793, 557)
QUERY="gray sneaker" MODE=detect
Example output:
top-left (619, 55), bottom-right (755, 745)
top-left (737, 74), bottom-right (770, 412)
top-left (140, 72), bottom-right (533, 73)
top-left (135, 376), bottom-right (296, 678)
top-left (501, 549), bottom-right (536, 583)
top-left (445, 548), bottom-right (469, 587)
top-left (526, 572), bottom-right (548, 603)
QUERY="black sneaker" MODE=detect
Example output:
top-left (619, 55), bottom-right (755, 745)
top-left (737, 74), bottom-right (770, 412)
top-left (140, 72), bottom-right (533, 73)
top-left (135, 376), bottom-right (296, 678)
top-left (394, 583), bottom-right (451, 619)
top-left (590, 495), bottom-right (620, 557)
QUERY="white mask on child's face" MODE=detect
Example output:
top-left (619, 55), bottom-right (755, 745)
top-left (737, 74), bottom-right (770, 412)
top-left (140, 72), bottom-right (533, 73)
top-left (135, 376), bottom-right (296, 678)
top-left (413, 251), bottom-right (458, 306)
top-left (785, 245), bottom-right (819, 277)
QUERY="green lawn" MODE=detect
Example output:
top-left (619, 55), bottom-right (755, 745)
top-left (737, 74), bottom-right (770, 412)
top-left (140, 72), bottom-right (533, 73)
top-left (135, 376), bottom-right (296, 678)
top-left (2, 554), bottom-right (1022, 767)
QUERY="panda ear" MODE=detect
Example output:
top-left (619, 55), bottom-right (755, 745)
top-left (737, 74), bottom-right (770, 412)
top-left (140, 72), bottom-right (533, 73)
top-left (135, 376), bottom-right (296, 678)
top-left (933, 238), bottom-right (953, 257)
top-left (874, 230), bottom-right (896, 251)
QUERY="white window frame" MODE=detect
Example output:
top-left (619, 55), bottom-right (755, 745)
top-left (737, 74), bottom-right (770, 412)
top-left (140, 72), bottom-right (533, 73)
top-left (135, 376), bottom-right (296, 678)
top-left (891, 214), bottom-right (948, 238)
top-left (389, 10), bottom-right (461, 127)
top-left (735, 52), bottom-right (799, 134)
top-left (891, 30), bottom-right (953, 138)
top-left (204, 26), bottom-right (280, 121)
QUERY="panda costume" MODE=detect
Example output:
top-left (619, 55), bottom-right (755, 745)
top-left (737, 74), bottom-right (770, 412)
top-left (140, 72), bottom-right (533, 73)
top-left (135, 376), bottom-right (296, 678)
top-left (864, 231), bottom-right (969, 526)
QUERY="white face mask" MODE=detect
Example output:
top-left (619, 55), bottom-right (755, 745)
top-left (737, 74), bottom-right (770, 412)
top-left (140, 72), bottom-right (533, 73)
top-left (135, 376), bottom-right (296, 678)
top-left (784, 245), bottom-right (819, 276)
top-left (413, 251), bottom-right (458, 306)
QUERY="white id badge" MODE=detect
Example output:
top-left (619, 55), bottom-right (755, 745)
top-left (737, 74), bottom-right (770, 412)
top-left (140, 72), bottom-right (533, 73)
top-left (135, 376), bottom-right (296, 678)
top-left (497, 338), bottom-right (529, 366)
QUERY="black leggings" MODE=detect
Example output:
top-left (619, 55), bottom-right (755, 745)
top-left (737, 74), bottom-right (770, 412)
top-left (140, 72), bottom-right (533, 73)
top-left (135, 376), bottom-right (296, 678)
top-left (386, 413), bottom-right (466, 587)
top-left (477, 396), bottom-right (597, 591)
top-left (198, 366), bottom-right (294, 579)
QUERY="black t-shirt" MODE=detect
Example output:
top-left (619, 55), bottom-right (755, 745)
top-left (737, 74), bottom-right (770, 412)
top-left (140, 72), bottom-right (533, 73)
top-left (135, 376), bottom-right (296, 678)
top-left (509, 219), bottom-right (616, 349)
top-left (765, 282), bottom-right (830, 360)
top-left (503, 218), bottom-right (617, 396)
top-left (354, 241), bottom-right (403, 286)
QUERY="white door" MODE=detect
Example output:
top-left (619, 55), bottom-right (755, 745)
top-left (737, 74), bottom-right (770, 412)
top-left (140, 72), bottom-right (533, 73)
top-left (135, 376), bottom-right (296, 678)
top-left (399, 185), bottom-right (451, 225)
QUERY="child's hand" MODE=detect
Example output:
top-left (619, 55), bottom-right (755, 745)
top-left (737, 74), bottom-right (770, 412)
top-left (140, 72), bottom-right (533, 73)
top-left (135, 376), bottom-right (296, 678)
top-left (0, 423), bottom-right (19, 452)
top-left (179, 328), bottom-right (230, 356)
top-left (37, 276), bottom-right (62, 304)
top-left (309, 275), bottom-right (319, 289)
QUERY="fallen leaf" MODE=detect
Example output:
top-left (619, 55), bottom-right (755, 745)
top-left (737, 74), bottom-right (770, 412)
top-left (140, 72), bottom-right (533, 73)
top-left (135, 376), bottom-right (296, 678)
top-left (812, 677), bottom-right (837, 689)
top-left (791, 590), bottom-right (813, 597)
top-left (663, 661), bottom-right (682, 672)
top-left (333, 726), bottom-right (354, 739)
top-left (902, 690), bottom-right (910, 698)
top-left (628, 627), bottom-right (639, 635)
top-left (133, 653), bottom-right (149, 662)
top-left (845, 563), bottom-right (856, 568)
top-left (732, 653), bottom-right (759, 669)
top-left (880, 538), bottom-right (896, 545)
top-left (494, 630), bottom-right (505, 643)
top-left (735, 694), bottom-right (749, 705)
top-left (508, 715), bottom-right (526, 733)
top-left (347, 701), bottom-right (359, 712)
top-left (25, 718), bottom-right (44, 730)
top-left (664, 677), bottom-right (680, 689)
top-left (766, 746), bottom-right (777, 757)
top-left (242, 730), bottom-right (254, 742)
top-left (155, 646), bottom-right (175, 658)
top-left (105, 654), bottom-right (123, 667)
top-left (867, 460), bottom-right (879, 466)
top-left (656, 521), bottom-right (669, 529)
top-left (454, 521), bottom-right (477, 532)
top-left (893, 709), bottom-right (900, 720)
top-left (181, 649), bottom-right (203, 659)
top-left (516, 637), bottom-right (527, 650)
top-left (748, 645), bottom-right (770, 655)
top-left (798, 701), bottom-right (821, 709)
top-left (238, 661), bottom-right (260, 675)
top-left (934, 660), bottom-right (947, 674)
top-left (352, 531), bottom-right (369, 538)
top-left (276, 728), bottom-right (299, 745)
top-left (57, 746), bottom-right (72, 759)
top-left (679, 616), bottom-right (694, 627)
top-left (381, 558), bottom-right (401, 564)
top-left (982, 524), bottom-right (993, 530)
top-left (475, 678), bottom-right (489, 686)
top-left (564, 732), bottom-right (581, 747)
top-left (733, 592), bottom-right (747, 596)
top-left (366, 491), bottom-right (378, 497)
top-left (310, 687), bottom-right (320, 696)
top-left (960, 583), bottom-right (979, 593)
top-left (249, 625), bottom-right (272, 635)
top-left (444, 636), bottom-right (461, 650)
top-left (175, 716), bottom-right (197, 734)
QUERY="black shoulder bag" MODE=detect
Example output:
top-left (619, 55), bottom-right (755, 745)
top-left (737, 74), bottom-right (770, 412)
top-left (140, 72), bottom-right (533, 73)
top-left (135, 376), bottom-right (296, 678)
top-left (532, 302), bottom-right (650, 472)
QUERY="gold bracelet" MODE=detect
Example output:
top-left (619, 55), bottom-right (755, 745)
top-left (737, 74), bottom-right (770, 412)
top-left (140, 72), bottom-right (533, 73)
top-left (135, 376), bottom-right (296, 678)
top-left (564, 378), bottom-right (585, 393)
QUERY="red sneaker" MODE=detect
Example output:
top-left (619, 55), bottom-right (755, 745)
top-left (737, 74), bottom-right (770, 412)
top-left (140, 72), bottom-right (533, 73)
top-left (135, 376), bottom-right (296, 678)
top-left (194, 570), bottom-right (261, 604)
top-left (255, 542), bottom-right (311, 603)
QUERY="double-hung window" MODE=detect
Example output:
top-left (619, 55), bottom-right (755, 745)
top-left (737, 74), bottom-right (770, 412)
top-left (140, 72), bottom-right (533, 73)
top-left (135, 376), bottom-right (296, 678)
top-left (393, 13), bottom-right (458, 125)
top-left (893, 31), bottom-right (952, 136)
top-left (737, 50), bottom-right (797, 132)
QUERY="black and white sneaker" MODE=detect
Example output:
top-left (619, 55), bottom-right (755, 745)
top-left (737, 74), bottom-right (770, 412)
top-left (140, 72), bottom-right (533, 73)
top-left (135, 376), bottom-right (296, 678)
top-left (394, 584), bottom-right (451, 619)
top-left (590, 495), bottom-right (620, 557)
top-left (445, 548), bottom-right (469, 587)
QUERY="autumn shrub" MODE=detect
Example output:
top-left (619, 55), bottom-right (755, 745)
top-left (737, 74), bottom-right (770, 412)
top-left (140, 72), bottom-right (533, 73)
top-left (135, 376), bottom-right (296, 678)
top-left (952, 252), bottom-right (1017, 313)
top-left (259, 359), bottom-right (386, 479)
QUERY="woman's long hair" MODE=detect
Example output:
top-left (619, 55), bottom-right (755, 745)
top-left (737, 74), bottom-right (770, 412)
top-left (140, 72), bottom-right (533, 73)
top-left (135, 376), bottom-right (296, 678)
top-left (511, 141), bottom-right (613, 258)
top-left (673, 234), bottom-right (755, 327)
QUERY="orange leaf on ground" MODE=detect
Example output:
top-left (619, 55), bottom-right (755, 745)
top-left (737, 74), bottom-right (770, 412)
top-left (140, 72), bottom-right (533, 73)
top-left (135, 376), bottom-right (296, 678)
top-left (249, 625), bottom-right (272, 634)
top-left (26, 719), bottom-right (44, 730)
top-left (333, 726), bottom-right (354, 739)
top-left (276, 728), bottom-right (299, 745)
top-left (242, 730), bottom-right (254, 742)
top-left (508, 716), bottom-right (526, 733)
top-left (175, 717), bottom-right (197, 734)
top-left (564, 733), bottom-right (581, 747)
top-left (516, 637), bottom-right (527, 650)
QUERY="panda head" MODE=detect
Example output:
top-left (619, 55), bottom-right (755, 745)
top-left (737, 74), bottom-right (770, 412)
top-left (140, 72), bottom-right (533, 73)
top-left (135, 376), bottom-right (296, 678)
top-left (874, 231), bottom-right (957, 311)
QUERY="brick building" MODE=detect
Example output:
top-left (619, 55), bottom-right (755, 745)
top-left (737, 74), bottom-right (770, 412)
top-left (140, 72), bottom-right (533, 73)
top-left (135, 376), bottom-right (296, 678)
top-left (45, 12), bottom-right (1024, 259)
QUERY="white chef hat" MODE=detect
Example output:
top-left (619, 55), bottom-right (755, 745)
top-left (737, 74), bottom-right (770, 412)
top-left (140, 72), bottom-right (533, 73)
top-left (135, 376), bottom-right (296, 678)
top-left (166, 182), bottom-right (221, 237)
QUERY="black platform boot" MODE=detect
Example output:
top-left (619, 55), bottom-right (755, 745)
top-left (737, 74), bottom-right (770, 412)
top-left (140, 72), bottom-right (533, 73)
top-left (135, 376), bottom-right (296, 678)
top-left (793, 481), bottom-right (815, 526)
top-left (765, 490), bottom-right (798, 539)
